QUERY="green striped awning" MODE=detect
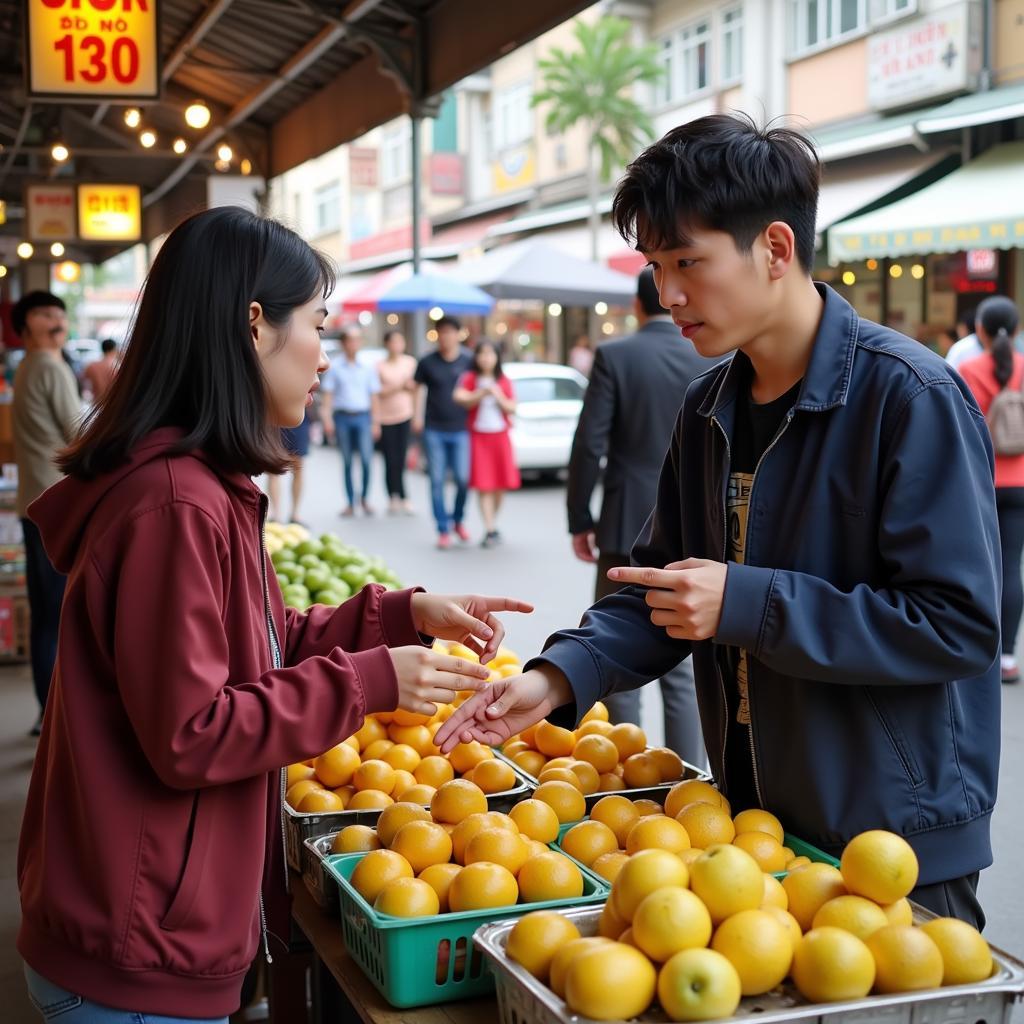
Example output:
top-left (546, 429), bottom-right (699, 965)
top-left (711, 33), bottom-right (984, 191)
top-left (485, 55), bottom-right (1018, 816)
top-left (828, 141), bottom-right (1024, 263)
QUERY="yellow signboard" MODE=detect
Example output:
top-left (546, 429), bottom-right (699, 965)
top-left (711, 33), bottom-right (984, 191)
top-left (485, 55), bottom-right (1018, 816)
top-left (27, 0), bottom-right (160, 100)
top-left (77, 184), bottom-right (142, 241)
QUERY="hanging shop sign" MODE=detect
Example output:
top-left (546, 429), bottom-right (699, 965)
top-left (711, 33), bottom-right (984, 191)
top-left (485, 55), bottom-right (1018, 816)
top-left (26, 184), bottom-right (76, 240)
top-left (77, 183), bottom-right (142, 240)
top-left (867, 1), bottom-right (981, 111)
top-left (25, 0), bottom-right (161, 100)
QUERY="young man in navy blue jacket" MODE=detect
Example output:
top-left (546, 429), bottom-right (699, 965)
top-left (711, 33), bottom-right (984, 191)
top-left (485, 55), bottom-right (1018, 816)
top-left (437, 114), bottom-right (1000, 926)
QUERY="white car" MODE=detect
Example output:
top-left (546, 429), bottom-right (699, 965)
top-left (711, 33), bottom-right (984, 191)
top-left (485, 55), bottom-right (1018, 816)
top-left (504, 362), bottom-right (588, 474)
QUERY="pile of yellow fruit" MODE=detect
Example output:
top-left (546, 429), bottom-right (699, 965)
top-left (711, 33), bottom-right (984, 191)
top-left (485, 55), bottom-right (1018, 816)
top-left (285, 644), bottom-right (523, 814)
top-left (335, 779), bottom-right (591, 918)
top-left (505, 828), bottom-right (992, 1021)
top-left (562, 779), bottom-right (815, 884)
top-left (501, 701), bottom-right (687, 792)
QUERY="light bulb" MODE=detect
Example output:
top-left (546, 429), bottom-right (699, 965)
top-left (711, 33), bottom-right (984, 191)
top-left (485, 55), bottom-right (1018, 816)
top-left (172, 137), bottom-right (187, 155)
top-left (911, 264), bottom-right (925, 279)
top-left (57, 260), bottom-right (81, 283)
top-left (184, 101), bottom-right (211, 129)
top-left (428, 306), bottom-right (444, 321)
top-left (240, 158), bottom-right (252, 175)
top-left (124, 108), bottom-right (141, 128)
top-left (50, 242), bottom-right (65, 258)
top-left (889, 264), bottom-right (903, 279)
top-left (51, 143), bottom-right (69, 162)
top-left (216, 143), bottom-right (233, 163)
top-left (842, 270), bottom-right (856, 286)
top-left (17, 242), bottom-right (33, 259)
top-left (0, 265), bottom-right (7, 279)
top-left (140, 130), bottom-right (157, 148)
top-left (594, 301), bottom-right (608, 315)
top-left (547, 303), bottom-right (562, 316)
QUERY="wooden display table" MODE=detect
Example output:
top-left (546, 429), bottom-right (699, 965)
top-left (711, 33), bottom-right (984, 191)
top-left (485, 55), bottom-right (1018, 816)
top-left (271, 874), bottom-right (495, 1024)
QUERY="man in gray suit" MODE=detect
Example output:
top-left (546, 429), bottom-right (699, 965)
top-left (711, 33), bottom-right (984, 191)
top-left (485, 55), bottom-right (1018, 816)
top-left (566, 268), bottom-right (716, 767)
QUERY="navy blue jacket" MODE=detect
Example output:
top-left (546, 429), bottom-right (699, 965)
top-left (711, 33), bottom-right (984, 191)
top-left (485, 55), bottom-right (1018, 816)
top-left (536, 285), bottom-right (1001, 885)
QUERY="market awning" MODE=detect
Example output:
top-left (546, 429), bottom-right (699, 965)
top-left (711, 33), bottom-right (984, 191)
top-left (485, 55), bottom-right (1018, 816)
top-left (454, 238), bottom-right (636, 305)
top-left (828, 142), bottom-right (1024, 263)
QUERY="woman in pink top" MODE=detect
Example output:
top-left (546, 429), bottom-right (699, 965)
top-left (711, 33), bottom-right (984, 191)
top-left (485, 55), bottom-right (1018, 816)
top-left (376, 330), bottom-right (418, 514)
top-left (959, 295), bottom-right (1024, 683)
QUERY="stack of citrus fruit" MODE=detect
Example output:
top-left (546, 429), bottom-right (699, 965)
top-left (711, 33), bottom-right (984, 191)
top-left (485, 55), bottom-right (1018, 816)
top-left (499, 703), bottom-right (688, 793)
top-left (284, 644), bottom-right (524, 814)
top-left (337, 777), bottom-right (592, 919)
top-left (505, 828), bottom-right (992, 1021)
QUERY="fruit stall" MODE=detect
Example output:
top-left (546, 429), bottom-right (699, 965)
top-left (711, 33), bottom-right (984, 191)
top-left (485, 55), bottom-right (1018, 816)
top-left (266, 526), bottom-right (1024, 1024)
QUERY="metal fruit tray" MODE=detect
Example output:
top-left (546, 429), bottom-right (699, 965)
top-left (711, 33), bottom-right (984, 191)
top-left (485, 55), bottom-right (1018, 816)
top-left (475, 904), bottom-right (1024, 1024)
top-left (285, 762), bottom-right (534, 870)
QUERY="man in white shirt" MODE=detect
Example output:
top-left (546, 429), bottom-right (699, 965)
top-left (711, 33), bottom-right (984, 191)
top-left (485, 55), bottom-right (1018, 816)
top-left (946, 307), bottom-right (981, 370)
top-left (321, 328), bottom-right (381, 516)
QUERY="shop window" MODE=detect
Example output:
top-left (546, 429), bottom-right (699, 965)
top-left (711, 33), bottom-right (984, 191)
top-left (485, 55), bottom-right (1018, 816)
top-left (722, 6), bottom-right (744, 85)
top-left (381, 123), bottom-right (411, 188)
top-left (655, 18), bottom-right (711, 105)
top-left (494, 82), bottom-right (533, 152)
top-left (870, 0), bottom-right (915, 22)
top-left (788, 0), bottom-right (866, 55)
top-left (313, 183), bottom-right (340, 235)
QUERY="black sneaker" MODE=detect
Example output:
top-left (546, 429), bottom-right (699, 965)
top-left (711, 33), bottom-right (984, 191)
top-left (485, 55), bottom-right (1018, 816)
top-left (481, 531), bottom-right (499, 549)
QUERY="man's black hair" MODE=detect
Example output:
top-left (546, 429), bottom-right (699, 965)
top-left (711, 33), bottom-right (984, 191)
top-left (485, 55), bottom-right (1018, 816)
top-left (612, 113), bottom-right (821, 273)
top-left (100, 338), bottom-right (117, 355)
top-left (436, 315), bottom-right (461, 333)
top-left (636, 267), bottom-right (667, 317)
top-left (12, 291), bottom-right (66, 337)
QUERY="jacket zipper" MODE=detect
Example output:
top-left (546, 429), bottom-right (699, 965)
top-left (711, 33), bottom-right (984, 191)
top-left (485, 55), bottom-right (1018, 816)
top-left (739, 410), bottom-right (796, 810)
top-left (709, 415), bottom-right (732, 793)
top-left (258, 508), bottom-right (287, 965)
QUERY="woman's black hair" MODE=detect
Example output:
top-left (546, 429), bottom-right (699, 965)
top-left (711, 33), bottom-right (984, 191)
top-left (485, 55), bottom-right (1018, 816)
top-left (473, 339), bottom-right (504, 380)
top-left (980, 295), bottom-right (1021, 390)
top-left (59, 206), bottom-right (334, 478)
top-left (383, 329), bottom-right (405, 346)
top-left (612, 112), bottom-right (821, 273)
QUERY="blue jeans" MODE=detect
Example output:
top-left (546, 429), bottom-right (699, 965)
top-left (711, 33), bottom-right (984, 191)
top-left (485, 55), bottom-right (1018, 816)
top-left (422, 429), bottom-right (469, 534)
top-left (24, 965), bottom-right (228, 1023)
top-left (334, 411), bottom-right (373, 506)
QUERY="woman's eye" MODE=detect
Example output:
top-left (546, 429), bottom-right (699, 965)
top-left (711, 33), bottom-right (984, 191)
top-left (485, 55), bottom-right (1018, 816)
top-left (678, 259), bottom-right (696, 269)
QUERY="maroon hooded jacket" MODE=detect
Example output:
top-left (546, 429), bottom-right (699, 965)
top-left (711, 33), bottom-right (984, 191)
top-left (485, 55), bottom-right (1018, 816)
top-left (17, 428), bottom-right (421, 1016)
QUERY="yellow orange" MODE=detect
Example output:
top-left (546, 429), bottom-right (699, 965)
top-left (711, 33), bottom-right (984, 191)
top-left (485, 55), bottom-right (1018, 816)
top-left (679, 848), bottom-right (705, 868)
top-left (398, 783), bottom-right (436, 805)
top-left (391, 820), bottom-right (454, 873)
top-left (732, 831), bottom-right (788, 873)
top-left (633, 798), bottom-right (666, 817)
top-left (313, 744), bottom-right (361, 788)
top-left (537, 767), bottom-right (585, 790)
top-left (573, 734), bottom-right (619, 774)
top-left (561, 820), bottom-right (618, 867)
top-left (390, 770), bottom-right (417, 799)
top-left (792, 927), bottom-right (876, 1003)
top-left (361, 739), bottom-right (395, 761)
top-left (563, 942), bottom-right (657, 1021)
top-left (591, 851), bottom-right (630, 883)
top-left (598, 900), bottom-right (628, 940)
top-left (608, 722), bottom-right (646, 762)
top-left (374, 877), bottom-right (439, 917)
top-left (689, 845), bottom-right (764, 924)
top-left (782, 863), bottom-right (848, 932)
top-left (535, 720), bottom-right (577, 758)
top-left (448, 741), bottom-right (492, 775)
top-left (577, 720), bottom-right (615, 739)
top-left (388, 723), bottom-right (434, 757)
top-left (544, 757), bottom-right (575, 772)
top-left (598, 772), bottom-right (626, 792)
top-left (920, 918), bottom-right (993, 986)
top-left (711, 908), bottom-right (794, 995)
top-left (471, 758), bottom-right (516, 794)
top-left (350, 849), bottom-right (414, 905)
top-left (506, 911), bottom-right (582, 982)
top-left (352, 759), bottom-right (396, 795)
top-left (331, 785), bottom-right (354, 806)
top-left (787, 855), bottom-right (812, 872)
top-left (464, 828), bottom-right (529, 875)
top-left (590, 794), bottom-right (641, 847)
top-left (648, 747), bottom-right (685, 783)
top-left (534, 781), bottom-right (586, 824)
top-left (430, 778), bottom-right (488, 824)
top-left (502, 739), bottom-right (529, 758)
top-left (342, 735), bottom-right (361, 753)
top-left (286, 779), bottom-right (324, 808)
top-left (381, 743), bottom-right (421, 773)
top-left (622, 753), bottom-right (662, 789)
top-left (762, 873), bottom-right (788, 910)
top-left (413, 755), bottom-right (455, 789)
top-left (391, 708), bottom-right (431, 727)
top-left (286, 762), bottom-right (315, 788)
top-left (676, 802), bottom-right (736, 848)
top-left (450, 812), bottom-right (512, 863)
top-left (633, 886), bottom-right (712, 961)
top-left (732, 808), bottom-right (785, 845)
top-left (375, 801), bottom-right (432, 848)
top-left (566, 760), bottom-right (601, 795)
top-left (612, 848), bottom-right (690, 921)
top-left (517, 851), bottom-right (584, 902)
top-left (866, 924), bottom-right (944, 994)
top-left (763, 905), bottom-right (803, 954)
top-left (448, 862), bottom-right (518, 911)
top-left (840, 830), bottom-right (919, 905)
top-left (626, 815), bottom-right (691, 856)
top-left (665, 779), bottom-right (728, 819)
top-left (513, 750), bottom-right (548, 778)
top-left (550, 938), bottom-right (612, 999)
top-left (331, 825), bottom-right (381, 854)
top-left (812, 894), bottom-right (890, 941)
top-left (298, 789), bottom-right (345, 813)
top-left (581, 700), bottom-right (609, 723)
top-left (508, 799), bottom-right (560, 843)
top-left (882, 898), bottom-right (914, 927)
top-left (353, 717), bottom-right (387, 749)
top-left (418, 863), bottom-right (462, 913)
top-left (346, 789), bottom-right (394, 810)
top-left (657, 949), bottom-right (742, 1022)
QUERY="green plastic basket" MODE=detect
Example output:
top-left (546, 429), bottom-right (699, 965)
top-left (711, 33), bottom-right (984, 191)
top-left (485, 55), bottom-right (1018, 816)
top-left (326, 847), bottom-right (608, 1008)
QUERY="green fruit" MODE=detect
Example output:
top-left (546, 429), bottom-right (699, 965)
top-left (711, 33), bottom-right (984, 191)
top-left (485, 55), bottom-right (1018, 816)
top-left (283, 584), bottom-right (311, 606)
top-left (304, 568), bottom-right (333, 594)
top-left (294, 539), bottom-right (324, 559)
top-left (281, 563), bottom-right (306, 584)
top-left (271, 549), bottom-right (296, 568)
top-left (276, 573), bottom-right (290, 589)
top-left (322, 580), bottom-right (353, 601)
top-left (297, 554), bottom-right (323, 570)
top-left (320, 533), bottom-right (342, 547)
top-left (339, 566), bottom-right (369, 590)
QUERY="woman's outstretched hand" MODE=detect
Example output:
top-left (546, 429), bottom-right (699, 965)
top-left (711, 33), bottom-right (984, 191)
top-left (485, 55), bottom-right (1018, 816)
top-left (390, 646), bottom-right (490, 717)
top-left (410, 592), bottom-right (534, 665)
top-left (434, 665), bottom-right (573, 751)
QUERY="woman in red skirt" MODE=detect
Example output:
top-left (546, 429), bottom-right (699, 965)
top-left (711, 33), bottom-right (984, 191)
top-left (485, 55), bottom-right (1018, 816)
top-left (454, 340), bottom-right (520, 547)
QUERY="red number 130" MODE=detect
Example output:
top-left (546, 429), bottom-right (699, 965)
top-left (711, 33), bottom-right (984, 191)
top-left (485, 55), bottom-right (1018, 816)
top-left (53, 34), bottom-right (140, 85)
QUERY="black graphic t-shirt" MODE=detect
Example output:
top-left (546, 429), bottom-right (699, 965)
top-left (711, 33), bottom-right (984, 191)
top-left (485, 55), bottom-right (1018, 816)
top-left (721, 374), bottom-right (802, 811)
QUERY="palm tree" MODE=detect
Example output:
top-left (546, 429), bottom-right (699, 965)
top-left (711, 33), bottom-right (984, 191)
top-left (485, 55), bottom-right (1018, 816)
top-left (532, 16), bottom-right (664, 262)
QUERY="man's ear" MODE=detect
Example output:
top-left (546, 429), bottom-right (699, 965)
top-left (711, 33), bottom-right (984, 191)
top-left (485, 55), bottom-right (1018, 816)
top-left (764, 221), bottom-right (798, 281)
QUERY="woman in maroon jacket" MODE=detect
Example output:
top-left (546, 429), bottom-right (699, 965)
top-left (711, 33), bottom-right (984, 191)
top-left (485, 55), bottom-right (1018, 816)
top-left (17, 206), bottom-right (530, 1023)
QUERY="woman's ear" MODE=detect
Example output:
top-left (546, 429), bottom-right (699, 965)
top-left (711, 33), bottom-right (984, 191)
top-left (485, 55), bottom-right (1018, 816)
top-left (249, 301), bottom-right (264, 352)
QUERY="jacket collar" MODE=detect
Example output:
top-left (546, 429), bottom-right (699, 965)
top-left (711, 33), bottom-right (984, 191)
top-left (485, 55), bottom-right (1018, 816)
top-left (697, 283), bottom-right (860, 419)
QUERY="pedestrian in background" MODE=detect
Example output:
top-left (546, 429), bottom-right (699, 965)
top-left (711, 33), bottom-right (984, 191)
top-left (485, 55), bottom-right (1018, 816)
top-left (83, 338), bottom-right (119, 403)
top-left (958, 295), bottom-right (1024, 684)
top-left (566, 268), bottom-right (715, 767)
top-left (454, 340), bottom-right (520, 548)
top-left (267, 408), bottom-right (310, 524)
top-left (947, 307), bottom-right (980, 369)
top-left (414, 315), bottom-right (473, 548)
top-left (321, 327), bottom-right (380, 517)
top-left (568, 333), bottom-right (594, 377)
top-left (10, 291), bottom-right (80, 736)
top-left (376, 329), bottom-right (417, 515)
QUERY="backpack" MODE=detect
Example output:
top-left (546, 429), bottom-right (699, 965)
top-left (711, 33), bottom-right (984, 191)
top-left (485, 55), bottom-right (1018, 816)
top-left (986, 372), bottom-right (1024, 456)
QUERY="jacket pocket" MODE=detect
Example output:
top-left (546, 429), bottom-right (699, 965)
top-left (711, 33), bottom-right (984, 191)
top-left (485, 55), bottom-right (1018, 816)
top-left (865, 690), bottom-right (924, 789)
top-left (160, 790), bottom-right (214, 932)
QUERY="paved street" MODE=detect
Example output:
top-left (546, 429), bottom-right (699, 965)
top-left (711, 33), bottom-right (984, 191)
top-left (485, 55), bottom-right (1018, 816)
top-left (0, 441), bottom-right (1021, 1022)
